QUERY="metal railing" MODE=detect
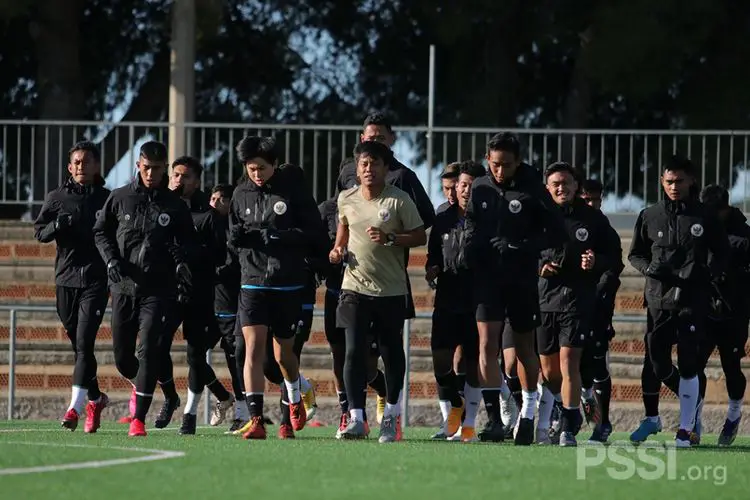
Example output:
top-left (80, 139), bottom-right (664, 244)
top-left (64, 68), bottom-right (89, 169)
top-left (3, 120), bottom-right (750, 212)
top-left (2, 303), bottom-right (646, 426)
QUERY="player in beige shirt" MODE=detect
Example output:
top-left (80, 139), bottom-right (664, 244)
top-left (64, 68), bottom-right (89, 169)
top-left (329, 140), bottom-right (426, 443)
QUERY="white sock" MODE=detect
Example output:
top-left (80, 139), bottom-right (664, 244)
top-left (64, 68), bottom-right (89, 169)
top-left (349, 408), bottom-right (364, 422)
top-left (438, 400), bottom-right (450, 422)
top-left (499, 379), bottom-right (511, 400)
top-left (235, 400), bottom-right (249, 420)
top-left (537, 385), bottom-right (555, 429)
top-left (284, 378), bottom-right (301, 404)
top-left (185, 389), bottom-right (202, 415)
top-left (727, 399), bottom-right (743, 422)
top-left (678, 376), bottom-right (699, 431)
top-left (385, 402), bottom-right (401, 418)
top-left (521, 390), bottom-right (538, 420)
top-left (582, 387), bottom-right (593, 400)
top-left (68, 386), bottom-right (87, 414)
top-left (646, 415), bottom-right (660, 423)
top-left (463, 384), bottom-right (482, 428)
top-left (299, 375), bottom-right (312, 393)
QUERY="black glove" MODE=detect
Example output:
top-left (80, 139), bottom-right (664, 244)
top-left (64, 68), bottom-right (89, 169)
top-left (175, 262), bottom-right (192, 286)
top-left (55, 212), bottom-right (73, 232)
top-left (177, 282), bottom-right (191, 305)
top-left (489, 237), bottom-right (524, 256)
top-left (645, 261), bottom-right (672, 279)
top-left (107, 259), bottom-right (124, 283)
top-left (260, 228), bottom-right (282, 246)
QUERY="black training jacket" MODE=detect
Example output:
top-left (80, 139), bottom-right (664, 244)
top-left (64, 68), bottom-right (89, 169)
top-left (628, 198), bottom-right (728, 311)
top-left (335, 156), bottom-right (435, 230)
top-left (426, 203), bottom-right (473, 314)
top-left (190, 208), bottom-right (227, 298)
top-left (464, 163), bottom-right (569, 283)
top-left (93, 174), bottom-right (196, 297)
top-left (214, 216), bottom-right (241, 314)
top-left (229, 166), bottom-right (326, 288)
top-left (34, 176), bottom-right (111, 288)
top-left (538, 198), bottom-right (622, 313)
top-left (709, 207), bottom-right (750, 317)
top-left (595, 221), bottom-right (624, 322)
top-left (318, 198), bottom-right (344, 293)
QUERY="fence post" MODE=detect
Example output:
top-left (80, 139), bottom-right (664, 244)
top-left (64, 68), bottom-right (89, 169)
top-left (203, 350), bottom-right (212, 426)
top-left (402, 318), bottom-right (411, 427)
top-left (8, 309), bottom-right (16, 420)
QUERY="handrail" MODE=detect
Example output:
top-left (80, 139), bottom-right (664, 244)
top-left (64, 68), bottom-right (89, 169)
top-left (2, 303), bottom-right (646, 422)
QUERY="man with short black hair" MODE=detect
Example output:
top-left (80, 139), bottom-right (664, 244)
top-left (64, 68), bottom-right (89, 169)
top-left (464, 132), bottom-right (569, 445)
top-left (437, 162), bottom-right (461, 214)
top-left (628, 155), bottom-right (728, 447)
top-left (34, 141), bottom-right (111, 433)
top-left (332, 140), bottom-right (426, 442)
top-left (537, 163), bottom-right (621, 447)
top-left (94, 141), bottom-right (196, 437)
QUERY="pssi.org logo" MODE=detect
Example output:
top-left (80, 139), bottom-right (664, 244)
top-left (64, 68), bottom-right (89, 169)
top-left (576, 441), bottom-right (727, 485)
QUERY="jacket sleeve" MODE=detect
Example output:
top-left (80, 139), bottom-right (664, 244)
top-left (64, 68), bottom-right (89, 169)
top-left (426, 220), bottom-right (443, 270)
top-left (284, 191), bottom-right (329, 257)
top-left (593, 213), bottom-right (625, 294)
top-left (627, 210), bottom-right (651, 275)
top-left (33, 194), bottom-right (58, 243)
top-left (171, 204), bottom-right (197, 267)
top-left (705, 212), bottom-right (729, 278)
top-left (93, 191), bottom-right (120, 265)
top-left (402, 168), bottom-right (435, 230)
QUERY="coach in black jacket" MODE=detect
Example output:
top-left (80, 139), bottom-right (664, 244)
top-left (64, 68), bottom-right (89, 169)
top-left (628, 155), bottom-right (728, 447)
top-left (93, 141), bottom-right (195, 437)
top-left (34, 141), bottom-right (111, 433)
top-left (537, 162), bottom-right (622, 447)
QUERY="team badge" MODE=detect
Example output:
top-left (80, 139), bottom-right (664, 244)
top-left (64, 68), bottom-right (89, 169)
top-left (690, 224), bottom-right (704, 237)
top-left (273, 201), bottom-right (288, 215)
top-left (575, 228), bottom-right (589, 242)
top-left (158, 213), bottom-right (171, 227)
top-left (508, 199), bottom-right (522, 214)
top-left (124, 214), bottom-right (131, 221)
top-left (378, 208), bottom-right (391, 222)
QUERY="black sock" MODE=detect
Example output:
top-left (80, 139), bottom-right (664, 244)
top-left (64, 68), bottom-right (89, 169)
top-left (368, 370), bottom-right (387, 398)
top-left (159, 379), bottom-right (179, 400)
top-left (436, 371), bottom-right (463, 407)
top-left (87, 377), bottom-right (101, 401)
top-left (362, 390), bottom-right (368, 422)
top-left (506, 376), bottom-right (523, 410)
top-left (338, 391), bottom-right (349, 414)
top-left (482, 389), bottom-right (501, 422)
top-left (562, 407), bottom-right (580, 433)
top-left (248, 393), bottom-right (264, 418)
top-left (134, 394), bottom-right (152, 422)
top-left (455, 373), bottom-right (466, 397)
top-left (663, 367), bottom-right (680, 396)
top-left (280, 386), bottom-right (291, 425)
top-left (643, 392), bottom-right (659, 417)
top-left (207, 379), bottom-right (231, 402)
top-left (594, 377), bottom-right (612, 425)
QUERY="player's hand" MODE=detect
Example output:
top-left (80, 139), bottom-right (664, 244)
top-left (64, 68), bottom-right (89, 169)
top-left (366, 226), bottom-right (386, 245)
top-left (107, 259), bottom-right (125, 283)
top-left (329, 246), bottom-right (344, 264)
top-left (425, 265), bottom-right (439, 283)
top-left (540, 262), bottom-right (560, 278)
top-left (55, 212), bottom-right (73, 231)
top-left (581, 250), bottom-right (595, 270)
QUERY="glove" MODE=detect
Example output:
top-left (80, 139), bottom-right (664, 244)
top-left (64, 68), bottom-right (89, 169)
top-left (489, 237), bottom-right (524, 256)
top-left (645, 261), bottom-right (672, 279)
top-left (228, 224), bottom-right (246, 247)
top-left (175, 262), bottom-right (192, 286)
top-left (260, 228), bottom-right (282, 246)
top-left (55, 213), bottom-right (73, 232)
top-left (177, 282), bottom-right (191, 305)
top-left (107, 259), bottom-right (124, 284)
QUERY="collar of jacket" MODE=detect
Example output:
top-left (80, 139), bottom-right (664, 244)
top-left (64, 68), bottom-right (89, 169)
top-left (559, 197), bottom-right (586, 215)
top-left (663, 197), bottom-right (690, 214)
top-left (64, 175), bottom-right (105, 194)
top-left (132, 172), bottom-right (169, 196)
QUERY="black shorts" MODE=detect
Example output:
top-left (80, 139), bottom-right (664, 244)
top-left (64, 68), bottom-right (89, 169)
top-left (536, 311), bottom-right (590, 356)
top-left (501, 322), bottom-right (515, 350)
top-left (431, 309), bottom-right (478, 352)
top-left (706, 316), bottom-right (749, 360)
top-left (325, 289), bottom-right (344, 346)
top-left (238, 288), bottom-right (303, 339)
top-left (336, 291), bottom-right (406, 343)
top-left (474, 278), bottom-right (540, 332)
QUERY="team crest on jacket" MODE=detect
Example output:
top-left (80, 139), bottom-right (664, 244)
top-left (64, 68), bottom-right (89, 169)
top-left (691, 223), bottom-right (704, 237)
top-left (273, 201), bottom-right (287, 215)
top-left (378, 208), bottom-right (391, 222)
top-left (124, 214), bottom-right (131, 221)
top-left (508, 199), bottom-right (522, 214)
top-left (158, 213), bottom-right (171, 227)
top-left (575, 227), bottom-right (589, 242)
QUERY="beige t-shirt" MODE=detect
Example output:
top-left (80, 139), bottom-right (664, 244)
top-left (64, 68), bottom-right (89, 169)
top-left (338, 184), bottom-right (424, 297)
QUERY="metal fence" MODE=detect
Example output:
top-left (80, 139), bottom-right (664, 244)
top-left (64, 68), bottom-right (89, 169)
top-left (2, 303), bottom-right (647, 426)
top-left (2, 120), bottom-right (750, 213)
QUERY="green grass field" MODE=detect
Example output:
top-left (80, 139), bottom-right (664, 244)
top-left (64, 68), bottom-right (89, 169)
top-left (0, 421), bottom-right (747, 499)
